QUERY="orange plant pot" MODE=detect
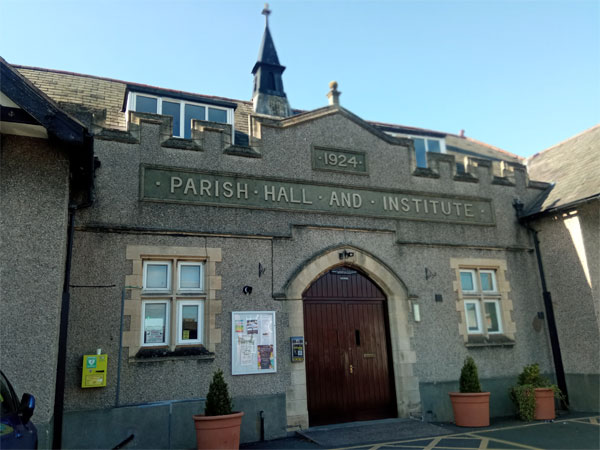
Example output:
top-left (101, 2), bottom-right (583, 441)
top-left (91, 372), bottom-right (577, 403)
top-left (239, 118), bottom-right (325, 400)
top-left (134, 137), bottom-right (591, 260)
top-left (449, 392), bottom-right (490, 427)
top-left (534, 388), bottom-right (555, 420)
top-left (193, 411), bottom-right (244, 450)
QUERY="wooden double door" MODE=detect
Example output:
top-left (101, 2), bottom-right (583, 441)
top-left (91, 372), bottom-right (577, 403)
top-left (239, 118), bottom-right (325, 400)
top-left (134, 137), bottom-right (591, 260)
top-left (303, 267), bottom-right (397, 426)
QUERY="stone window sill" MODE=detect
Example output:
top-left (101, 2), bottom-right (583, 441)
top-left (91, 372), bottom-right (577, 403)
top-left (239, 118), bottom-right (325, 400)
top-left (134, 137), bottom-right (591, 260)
top-left (465, 335), bottom-right (515, 348)
top-left (130, 346), bottom-right (215, 364)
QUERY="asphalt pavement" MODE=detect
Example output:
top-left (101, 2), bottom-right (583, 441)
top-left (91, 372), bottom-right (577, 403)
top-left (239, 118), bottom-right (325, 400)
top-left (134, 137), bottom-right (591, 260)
top-left (240, 413), bottom-right (599, 450)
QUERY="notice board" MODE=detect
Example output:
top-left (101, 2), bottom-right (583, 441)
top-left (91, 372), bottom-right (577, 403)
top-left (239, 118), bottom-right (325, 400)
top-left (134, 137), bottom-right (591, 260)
top-left (232, 311), bottom-right (276, 375)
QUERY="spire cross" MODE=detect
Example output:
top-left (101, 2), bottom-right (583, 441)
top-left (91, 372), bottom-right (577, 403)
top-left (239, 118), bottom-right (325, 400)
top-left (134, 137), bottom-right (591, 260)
top-left (262, 3), bottom-right (271, 25)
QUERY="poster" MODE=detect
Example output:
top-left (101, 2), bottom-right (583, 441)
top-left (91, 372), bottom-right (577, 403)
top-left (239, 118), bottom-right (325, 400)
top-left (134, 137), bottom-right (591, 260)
top-left (232, 311), bottom-right (276, 375)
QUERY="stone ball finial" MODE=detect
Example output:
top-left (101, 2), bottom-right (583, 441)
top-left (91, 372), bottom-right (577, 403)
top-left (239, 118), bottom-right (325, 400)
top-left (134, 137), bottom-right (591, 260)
top-left (329, 81), bottom-right (338, 90)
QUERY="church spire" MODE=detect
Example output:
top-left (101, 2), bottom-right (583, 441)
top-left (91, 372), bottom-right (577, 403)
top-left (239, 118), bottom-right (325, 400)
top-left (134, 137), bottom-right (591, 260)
top-left (252, 4), bottom-right (292, 117)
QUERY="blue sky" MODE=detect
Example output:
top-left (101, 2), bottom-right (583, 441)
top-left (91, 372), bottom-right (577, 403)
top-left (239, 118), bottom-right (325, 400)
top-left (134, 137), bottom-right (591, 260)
top-left (1, 0), bottom-right (598, 157)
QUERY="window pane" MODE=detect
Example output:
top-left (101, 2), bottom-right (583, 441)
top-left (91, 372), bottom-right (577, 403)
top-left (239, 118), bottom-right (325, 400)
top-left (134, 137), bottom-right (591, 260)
top-left (180, 264), bottom-right (202, 289)
top-left (414, 138), bottom-right (427, 168)
top-left (144, 303), bottom-right (166, 344)
top-left (163, 101), bottom-right (181, 137)
top-left (181, 305), bottom-right (198, 340)
top-left (136, 95), bottom-right (157, 114)
top-left (465, 303), bottom-right (479, 332)
top-left (146, 264), bottom-right (169, 289)
top-left (184, 104), bottom-right (206, 139)
top-left (485, 302), bottom-right (501, 332)
top-left (208, 107), bottom-right (227, 123)
top-left (427, 139), bottom-right (441, 153)
top-left (460, 271), bottom-right (474, 291)
top-left (480, 272), bottom-right (494, 291)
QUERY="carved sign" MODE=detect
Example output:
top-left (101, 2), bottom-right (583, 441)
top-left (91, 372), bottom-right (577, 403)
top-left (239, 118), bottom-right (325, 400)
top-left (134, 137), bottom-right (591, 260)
top-left (141, 166), bottom-right (495, 225)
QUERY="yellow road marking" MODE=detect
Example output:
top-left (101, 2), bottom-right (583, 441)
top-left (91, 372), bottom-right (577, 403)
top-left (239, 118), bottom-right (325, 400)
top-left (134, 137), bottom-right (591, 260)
top-left (467, 432), bottom-right (542, 450)
top-left (478, 437), bottom-right (489, 449)
top-left (327, 416), bottom-right (599, 450)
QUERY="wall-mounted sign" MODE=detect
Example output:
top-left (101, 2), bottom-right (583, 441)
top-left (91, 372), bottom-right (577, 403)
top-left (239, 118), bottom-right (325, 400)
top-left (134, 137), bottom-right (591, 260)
top-left (142, 166), bottom-right (495, 226)
top-left (312, 146), bottom-right (368, 175)
top-left (232, 311), bottom-right (276, 375)
top-left (291, 336), bottom-right (304, 362)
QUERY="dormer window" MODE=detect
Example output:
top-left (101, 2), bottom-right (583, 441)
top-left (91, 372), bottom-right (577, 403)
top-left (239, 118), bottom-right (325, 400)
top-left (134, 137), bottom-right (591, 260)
top-left (412, 137), bottom-right (444, 168)
top-left (388, 132), bottom-right (446, 168)
top-left (127, 91), bottom-right (235, 141)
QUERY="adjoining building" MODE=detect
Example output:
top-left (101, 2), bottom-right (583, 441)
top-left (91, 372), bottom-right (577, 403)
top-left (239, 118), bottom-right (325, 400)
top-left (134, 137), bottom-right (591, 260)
top-left (1, 8), bottom-right (598, 449)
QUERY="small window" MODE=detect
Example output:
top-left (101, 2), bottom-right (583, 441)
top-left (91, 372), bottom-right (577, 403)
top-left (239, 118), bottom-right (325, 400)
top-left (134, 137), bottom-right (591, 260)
top-left (142, 301), bottom-right (169, 345)
top-left (143, 261), bottom-right (171, 292)
top-left (208, 107), bottom-right (227, 124)
top-left (136, 95), bottom-right (158, 114)
top-left (427, 139), bottom-right (441, 153)
top-left (162, 101), bottom-right (181, 137)
top-left (460, 270), bottom-right (477, 293)
top-left (484, 300), bottom-right (502, 333)
top-left (178, 262), bottom-right (204, 292)
top-left (177, 300), bottom-right (204, 345)
top-left (479, 270), bottom-right (497, 292)
top-left (464, 301), bottom-right (482, 333)
top-left (414, 138), bottom-right (427, 168)
top-left (184, 104), bottom-right (206, 139)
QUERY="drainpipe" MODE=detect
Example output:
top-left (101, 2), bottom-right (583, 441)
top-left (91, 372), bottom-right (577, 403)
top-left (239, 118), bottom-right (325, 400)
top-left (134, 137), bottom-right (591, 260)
top-left (514, 200), bottom-right (569, 409)
top-left (52, 135), bottom-right (96, 449)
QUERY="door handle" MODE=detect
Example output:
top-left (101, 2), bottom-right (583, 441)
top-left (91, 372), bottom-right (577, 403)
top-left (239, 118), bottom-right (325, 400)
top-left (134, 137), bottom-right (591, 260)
top-left (349, 364), bottom-right (354, 374)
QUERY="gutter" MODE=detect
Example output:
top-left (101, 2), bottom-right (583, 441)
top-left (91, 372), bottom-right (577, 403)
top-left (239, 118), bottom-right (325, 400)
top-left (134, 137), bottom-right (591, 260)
top-left (513, 200), bottom-right (569, 408)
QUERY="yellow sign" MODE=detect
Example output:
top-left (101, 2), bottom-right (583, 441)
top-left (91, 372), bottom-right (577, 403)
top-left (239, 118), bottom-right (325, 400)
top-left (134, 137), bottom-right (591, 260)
top-left (81, 354), bottom-right (108, 388)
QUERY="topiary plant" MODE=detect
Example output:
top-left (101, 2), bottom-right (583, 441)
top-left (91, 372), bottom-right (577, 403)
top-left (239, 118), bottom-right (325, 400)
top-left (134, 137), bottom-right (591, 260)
top-left (459, 356), bottom-right (482, 393)
top-left (205, 369), bottom-right (234, 416)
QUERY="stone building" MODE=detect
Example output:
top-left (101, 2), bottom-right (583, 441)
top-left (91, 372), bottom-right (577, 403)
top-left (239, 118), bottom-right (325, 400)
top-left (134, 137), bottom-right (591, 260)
top-left (1, 11), bottom-right (597, 449)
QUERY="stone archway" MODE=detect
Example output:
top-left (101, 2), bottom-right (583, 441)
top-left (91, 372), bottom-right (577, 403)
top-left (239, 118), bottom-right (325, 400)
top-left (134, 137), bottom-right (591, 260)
top-left (282, 246), bottom-right (420, 431)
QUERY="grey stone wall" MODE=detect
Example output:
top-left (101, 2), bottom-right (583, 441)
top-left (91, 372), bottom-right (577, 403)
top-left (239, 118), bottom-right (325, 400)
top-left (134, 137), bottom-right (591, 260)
top-left (59, 109), bottom-right (562, 444)
top-left (0, 135), bottom-right (70, 436)
top-left (532, 200), bottom-right (600, 411)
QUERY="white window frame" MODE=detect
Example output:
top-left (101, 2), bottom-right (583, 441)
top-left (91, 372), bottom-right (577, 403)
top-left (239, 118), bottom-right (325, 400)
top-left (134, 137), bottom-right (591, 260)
top-left (143, 261), bottom-right (172, 293)
top-left (483, 300), bottom-right (503, 334)
top-left (460, 268), bottom-right (502, 335)
top-left (176, 300), bottom-right (204, 345)
top-left (177, 261), bottom-right (205, 293)
top-left (479, 269), bottom-right (498, 293)
top-left (464, 300), bottom-right (482, 333)
top-left (141, 300), bottom-right (170, 346)
top-left (459, 269), bottom-right (478, 294)
top-left (127, 92), bottom-right (235, 142)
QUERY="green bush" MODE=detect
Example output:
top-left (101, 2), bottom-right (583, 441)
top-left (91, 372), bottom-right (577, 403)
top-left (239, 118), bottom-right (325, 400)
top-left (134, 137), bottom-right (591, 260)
top-left (205, 369), bottom-right (234, 416)
top-left (510, 363), bottom-right (562, 421)
top-left (459, 356), bottom-right (482, 393)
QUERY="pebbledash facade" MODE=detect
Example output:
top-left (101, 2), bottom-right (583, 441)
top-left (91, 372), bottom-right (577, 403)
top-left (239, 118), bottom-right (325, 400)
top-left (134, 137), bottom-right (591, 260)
top-left (1, 13), bottom-right (599, 450)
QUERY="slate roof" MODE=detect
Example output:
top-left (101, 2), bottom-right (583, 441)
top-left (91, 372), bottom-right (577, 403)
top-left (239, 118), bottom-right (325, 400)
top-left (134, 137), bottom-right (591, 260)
top-left (525, 124), bottom-right (600, 216)
top-left (14, 64), bottom-right (522, 165)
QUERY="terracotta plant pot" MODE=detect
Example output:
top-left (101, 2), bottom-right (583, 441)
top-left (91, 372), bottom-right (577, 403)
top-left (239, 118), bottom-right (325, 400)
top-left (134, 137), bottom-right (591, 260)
top-left (534, 388), bottom-right (555, 420)
top-left (449, 392), bottom-right (490, 427)
top-left (193, 411), bottom-right (244, 450)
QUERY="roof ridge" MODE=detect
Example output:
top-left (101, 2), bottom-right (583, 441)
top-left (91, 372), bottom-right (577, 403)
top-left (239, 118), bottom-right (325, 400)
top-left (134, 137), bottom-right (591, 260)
top-left (527, 123), bottom-right (600, 163)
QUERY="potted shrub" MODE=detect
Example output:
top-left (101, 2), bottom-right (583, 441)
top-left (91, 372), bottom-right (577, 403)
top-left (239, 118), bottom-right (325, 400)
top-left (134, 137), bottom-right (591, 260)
top-left (449, 356), bottom-right (490, 427)
top-left (510, 363), bottom-right (562, 421)
top-left (193, 369), bottom-right (244, 450)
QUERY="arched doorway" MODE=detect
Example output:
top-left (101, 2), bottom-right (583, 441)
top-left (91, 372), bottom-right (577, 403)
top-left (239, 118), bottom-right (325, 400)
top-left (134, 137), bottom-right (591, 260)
top-left (303, 266), bottom-right (397, 426)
